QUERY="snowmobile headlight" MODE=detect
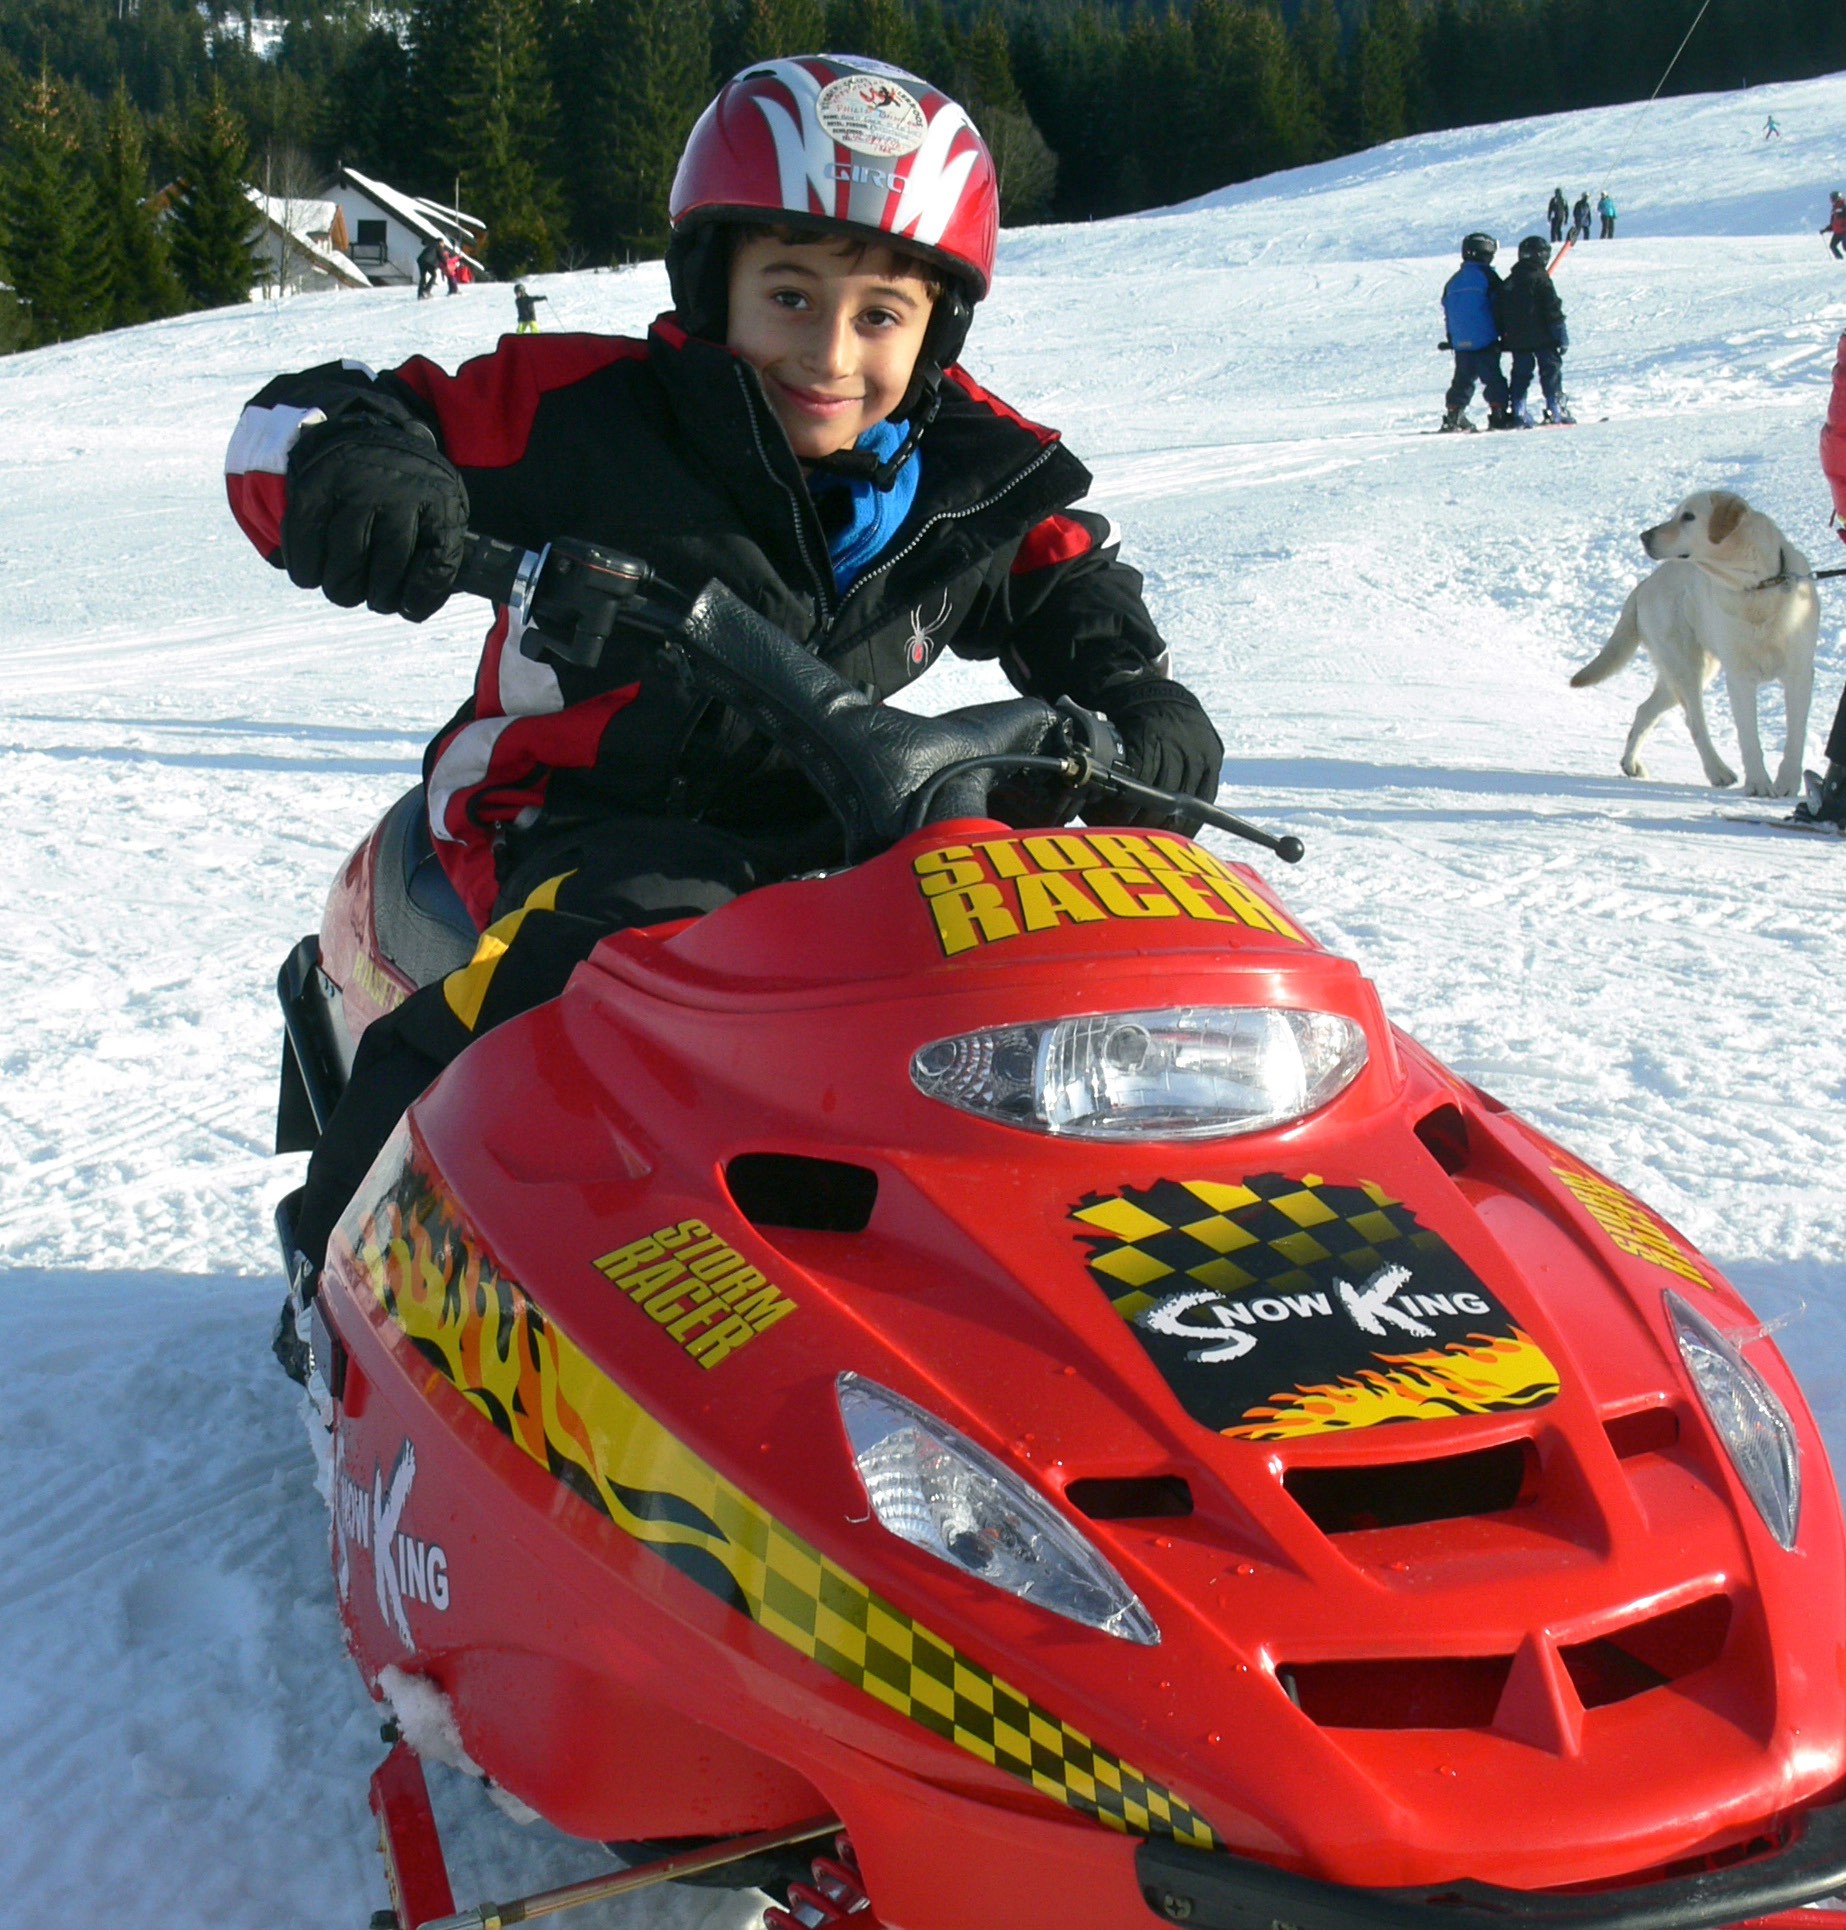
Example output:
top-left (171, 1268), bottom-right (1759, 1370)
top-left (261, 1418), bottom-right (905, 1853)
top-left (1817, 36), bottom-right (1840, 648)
top-left (1666, 1289), bottom-right (1801, 1550)
top-left (836, 1374), bottom-right (1159, 1645)
top-left (910, 1006), bottom-right (1367, 1140)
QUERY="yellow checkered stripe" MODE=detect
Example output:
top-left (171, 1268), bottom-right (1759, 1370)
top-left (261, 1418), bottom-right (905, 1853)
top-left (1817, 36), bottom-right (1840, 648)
top-left (349, 1144), bottom-right (1219, 1852)
top-left (1074, 1173), bottom-right (1436, 1322)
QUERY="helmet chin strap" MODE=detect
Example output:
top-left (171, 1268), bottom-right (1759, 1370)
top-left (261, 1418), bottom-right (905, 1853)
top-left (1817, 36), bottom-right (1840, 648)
top-left (808, 374), bottom-right (942, 490)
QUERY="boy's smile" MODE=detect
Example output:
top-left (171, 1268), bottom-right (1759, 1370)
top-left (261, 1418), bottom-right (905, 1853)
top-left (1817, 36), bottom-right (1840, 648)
top-left (726, 232), bottom-right (934, 464)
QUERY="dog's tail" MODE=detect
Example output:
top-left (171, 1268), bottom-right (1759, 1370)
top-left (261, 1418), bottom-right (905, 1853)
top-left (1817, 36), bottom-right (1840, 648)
top-left (1570, 590), bottom-right (1642, 688)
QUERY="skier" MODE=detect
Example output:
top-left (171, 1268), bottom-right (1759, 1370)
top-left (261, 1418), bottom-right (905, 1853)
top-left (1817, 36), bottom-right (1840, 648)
top-left (1763, 114), bottom-right (1780, 139)
top-left (1824, 193), bottom-right (1846, 260)
top-left (1547, 186), bottom-right (1569, 243)
top-left (440, 246), bottom-right (463, 294)
top-left (1597, 190), bottom-right (1617, 240)
top-left (223, 55), bottom-right (1225, 1298)
top-left (1795, 330), bottom-right (1846, 828)
top-left (1496, 236), bottom-right (1573, 427)
top-left (1572, 192), bottom-right (1593, 242)
top-left (1439, 232), bottom-right (1513, 432)
top-left (416, 236), bottom-right (443, 300)
top-left (513, 281), bottom-right (547, 333)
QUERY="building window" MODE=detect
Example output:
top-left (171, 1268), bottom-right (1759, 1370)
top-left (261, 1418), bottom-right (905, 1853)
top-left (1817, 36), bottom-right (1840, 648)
top-left (352, 218), bottom-right (388, 263)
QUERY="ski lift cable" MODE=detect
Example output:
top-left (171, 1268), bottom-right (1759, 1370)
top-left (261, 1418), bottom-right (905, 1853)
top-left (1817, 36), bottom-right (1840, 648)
top-left (1604, 0), bottom-right (1716, 188)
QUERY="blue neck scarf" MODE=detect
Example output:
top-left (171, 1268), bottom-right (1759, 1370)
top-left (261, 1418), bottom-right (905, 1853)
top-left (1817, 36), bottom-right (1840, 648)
top-left (809, 418), bottom-right (921, 592)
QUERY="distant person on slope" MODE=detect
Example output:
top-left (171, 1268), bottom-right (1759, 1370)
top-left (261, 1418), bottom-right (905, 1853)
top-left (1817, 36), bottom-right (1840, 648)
top-left (1597, 190), bottom-right (1616, 239)
top-left (1824, 193), bottom-right (1846, 259)
top-left (1547, 186), bottom-right (1569, 243)
top-left (1572, 193), bottom-right (1592, 242)
top-left (1496, 237), bottom-right (1573, 427)
top-left (1439, 232), bottom-right (1513, 433)
top-left (513, 282), bottom-right (547, 332)
top-left (1763, 114), bottom-right (1780, 139)
top-left (1796, 332), bottom-right (1846, 828)
top-left (416, 237), bottom-right (444, 300)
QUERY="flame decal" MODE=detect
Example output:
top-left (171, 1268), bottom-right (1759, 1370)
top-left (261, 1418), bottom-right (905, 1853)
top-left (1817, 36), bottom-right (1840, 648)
top-left (1222, 1328), bottom-right (1560, 1441)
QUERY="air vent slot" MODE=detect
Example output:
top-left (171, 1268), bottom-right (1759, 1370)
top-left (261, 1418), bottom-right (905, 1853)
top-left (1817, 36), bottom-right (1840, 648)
top-left (1605, 1405), bottom-right (1679, 1459)
top-left (1284, 1439), bottom-right (1534, 1534)
top-left (1414, 1102), bottom-right (1470, 1175)
top-left (724, 1154), bottom-right (878, 1232)
top-left (1065, 1476), bottom-right (1194, 1520)
top-left (1560, 1595), bottom-right (1730, 1709)
top-left (1279, 1654), bottom-right (1512, 1729)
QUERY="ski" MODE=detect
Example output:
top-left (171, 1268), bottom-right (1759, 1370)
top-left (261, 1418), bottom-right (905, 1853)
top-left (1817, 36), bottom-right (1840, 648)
top-left (1722, 813), bottom-right (1844, 837)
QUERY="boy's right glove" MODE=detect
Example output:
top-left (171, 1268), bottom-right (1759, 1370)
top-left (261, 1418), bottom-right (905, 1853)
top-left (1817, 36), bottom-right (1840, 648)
top-left (282, 404), bottom-right (469, 621)
top-left (1093, 676), bottom-right (1224, 828)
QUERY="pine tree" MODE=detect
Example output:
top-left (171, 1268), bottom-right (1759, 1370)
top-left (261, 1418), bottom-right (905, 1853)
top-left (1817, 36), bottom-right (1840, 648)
top-left (442, 0), bottom-right (566, 273)
top-left (167, 79), bottom-right (258, 308)
top-left (1353, 0), bottom-right (1418, 147)
top-left (576, 0), bottom-right (709, 258)
top-left (95, 83), bottom-right (184, 326)
top-left (0, 73), bottom-right (112, 346)
top-left (738, 0), bottom-right (827, 66)
top-left (1291, 0), bottom-right (1346, 156)
top-left (824, 0), bottom-right (918, 74)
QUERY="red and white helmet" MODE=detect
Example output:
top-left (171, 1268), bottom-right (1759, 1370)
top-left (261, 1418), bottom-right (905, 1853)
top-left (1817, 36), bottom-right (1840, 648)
top-left (666, 55), bottom-right (998, 370)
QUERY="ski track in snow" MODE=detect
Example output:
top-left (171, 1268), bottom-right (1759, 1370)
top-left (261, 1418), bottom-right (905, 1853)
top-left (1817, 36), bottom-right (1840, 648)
top-left (3, 69), bottom-right (1846, 1926)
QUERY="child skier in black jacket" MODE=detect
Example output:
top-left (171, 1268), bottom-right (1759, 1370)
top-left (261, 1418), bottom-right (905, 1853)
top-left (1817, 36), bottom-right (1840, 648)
top-left (1495, 237), bottom-right (1572, 426)
top-left (226, 56), bottom-right (1224, 1293)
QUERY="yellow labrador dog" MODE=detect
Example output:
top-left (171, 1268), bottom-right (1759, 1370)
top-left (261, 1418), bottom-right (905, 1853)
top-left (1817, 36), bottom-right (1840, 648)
top-left (1571, 490), bottom-right (1818, 796)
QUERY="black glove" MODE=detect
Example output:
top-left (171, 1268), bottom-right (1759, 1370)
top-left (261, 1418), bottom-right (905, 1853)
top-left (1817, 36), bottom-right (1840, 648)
top-left (1093, 676), bottom-right (1223, 828)
top-left (282, 402), bottom-right (469, 621)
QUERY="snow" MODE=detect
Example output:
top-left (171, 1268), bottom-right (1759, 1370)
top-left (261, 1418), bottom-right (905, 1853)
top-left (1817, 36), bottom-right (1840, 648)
top-left (4, 68), bottom-right (1846, 1927)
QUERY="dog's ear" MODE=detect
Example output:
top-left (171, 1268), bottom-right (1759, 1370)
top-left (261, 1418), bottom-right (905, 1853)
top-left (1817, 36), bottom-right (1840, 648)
top-left (1707, 493), bottom-right (1748, 545)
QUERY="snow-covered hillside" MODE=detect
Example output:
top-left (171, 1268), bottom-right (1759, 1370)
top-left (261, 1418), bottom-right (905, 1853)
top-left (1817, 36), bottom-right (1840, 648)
top-left (3, 70), bottom-right (1845, 1928)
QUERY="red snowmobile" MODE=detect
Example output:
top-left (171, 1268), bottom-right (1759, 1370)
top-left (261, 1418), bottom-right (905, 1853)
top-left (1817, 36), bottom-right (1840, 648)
top-left (276, 538), bottom-right (1846, 1930)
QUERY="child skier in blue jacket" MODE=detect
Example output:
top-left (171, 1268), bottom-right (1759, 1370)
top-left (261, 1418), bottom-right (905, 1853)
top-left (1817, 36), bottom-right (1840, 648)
top-left (1439, 234), bottom-right (1513, 432)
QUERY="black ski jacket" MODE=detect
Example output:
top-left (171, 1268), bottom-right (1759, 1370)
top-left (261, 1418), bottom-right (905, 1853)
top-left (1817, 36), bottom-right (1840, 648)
top-left (227, 317), bottom-right (1171, 921)
top-left (1494, 260), bottom-right (1567, 352)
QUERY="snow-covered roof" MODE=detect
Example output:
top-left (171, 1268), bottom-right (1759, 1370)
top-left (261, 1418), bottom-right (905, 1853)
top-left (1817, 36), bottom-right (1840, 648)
top-left (244, 186), bottom-right (372, 289)
top-left (337, 165), bottom-right (483, 244)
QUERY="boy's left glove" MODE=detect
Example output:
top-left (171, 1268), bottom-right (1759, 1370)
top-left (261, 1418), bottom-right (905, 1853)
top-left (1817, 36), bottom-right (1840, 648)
top-left (1094, 676), bottom-right (1223, 827)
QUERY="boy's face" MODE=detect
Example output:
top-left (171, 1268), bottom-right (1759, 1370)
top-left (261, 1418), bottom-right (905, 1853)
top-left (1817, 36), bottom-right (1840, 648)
top-left (726, 232), bottom-right (934, 463)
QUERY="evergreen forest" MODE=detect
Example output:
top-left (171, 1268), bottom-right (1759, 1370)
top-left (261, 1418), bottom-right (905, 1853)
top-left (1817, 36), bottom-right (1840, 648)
top-left (2, 0), bottom-right (1844, 351)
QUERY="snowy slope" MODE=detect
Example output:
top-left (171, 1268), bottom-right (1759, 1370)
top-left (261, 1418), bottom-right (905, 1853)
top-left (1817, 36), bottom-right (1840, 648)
top-left (3, 70), bottom-right (1845, 1927)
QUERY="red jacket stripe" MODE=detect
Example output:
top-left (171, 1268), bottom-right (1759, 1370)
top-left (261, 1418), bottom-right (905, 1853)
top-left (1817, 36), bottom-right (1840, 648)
top-left (1012, 513), bottom-right (1095, 576)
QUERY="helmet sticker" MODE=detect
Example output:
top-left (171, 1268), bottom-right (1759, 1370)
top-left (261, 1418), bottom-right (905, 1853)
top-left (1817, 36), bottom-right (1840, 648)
top-left (817, 75), bottom-right (928, 157)
top-left (1072, 1174), bottom-right (1559, 1440)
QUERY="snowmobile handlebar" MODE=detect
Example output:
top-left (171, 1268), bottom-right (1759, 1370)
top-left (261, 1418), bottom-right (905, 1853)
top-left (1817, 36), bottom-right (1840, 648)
top-left (453, 532), bottom-right (1302, 865)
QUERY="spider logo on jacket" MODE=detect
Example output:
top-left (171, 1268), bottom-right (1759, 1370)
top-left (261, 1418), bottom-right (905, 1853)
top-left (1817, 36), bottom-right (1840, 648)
top-left (906, 589), bottom-right (952, 667)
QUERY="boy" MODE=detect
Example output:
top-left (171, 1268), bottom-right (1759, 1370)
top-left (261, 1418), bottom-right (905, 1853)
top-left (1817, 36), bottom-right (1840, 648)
top-left (1439, 232), bottom-right (1512, 432)
top-left (225, 56), bottom-right (1222, 1295)
top-left (1496, 236), bottom-right (1572, 427)
top-left (512, 281), bottom-right (547, 332)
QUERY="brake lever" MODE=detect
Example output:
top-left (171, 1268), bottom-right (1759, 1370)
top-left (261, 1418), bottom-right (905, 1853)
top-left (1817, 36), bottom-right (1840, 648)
top-left (1053, 699), bottom-right (1304, 864)
top-left (455, 532), bottom-right (667, 667)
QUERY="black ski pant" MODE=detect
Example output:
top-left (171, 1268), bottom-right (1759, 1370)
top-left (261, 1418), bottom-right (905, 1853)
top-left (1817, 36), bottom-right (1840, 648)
top-left (1600, 215), bottom-right (1615, 239)
top-left (1828, 683), bottom-right (1846, 766)
top-left (1508, 347), bottom-right (1565, 418)
top-left (1831, 232), bottom-right (1846, 260)
top-left (1549, 212), bottom-right (1565, 241)
top-left (293, 814), bottom-right (826, 1269)
top-left (1446, 348), bottom-right (1509, 416)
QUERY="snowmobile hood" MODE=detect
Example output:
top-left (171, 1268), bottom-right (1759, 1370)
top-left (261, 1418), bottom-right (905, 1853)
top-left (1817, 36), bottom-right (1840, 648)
top-left (338, 821), bottom-right (1846, 1903)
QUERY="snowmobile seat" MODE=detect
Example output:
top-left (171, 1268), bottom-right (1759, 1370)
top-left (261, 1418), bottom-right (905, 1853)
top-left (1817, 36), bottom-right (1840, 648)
top-left (371, 785), bottom-right (480, 989)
